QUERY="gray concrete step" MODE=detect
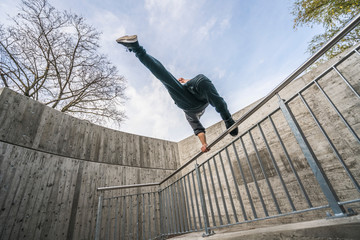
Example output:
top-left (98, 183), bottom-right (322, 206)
top-left (171, 215), bottom-right (360, 240)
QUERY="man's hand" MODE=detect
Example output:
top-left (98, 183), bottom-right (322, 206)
top-left (201, 144), bottom-right (210, 153)
top-left (197, 132), bottom-right (210, 152)
top-left (178, 77), bottom-right (189, 84)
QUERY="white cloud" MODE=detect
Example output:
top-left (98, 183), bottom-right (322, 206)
top-left (197, 17), bottom-right (217, 41)
top-left (214, 67), bottom-right (226, 79)
top-left (121, 75), bottom-right (192, 141)
top-left (229, 71), bottom-right (288, 112)
top-left (81, 8), bottom-right (128, 50)
top-left (220, 17), bottom-right (231, 30)
top-left (145, 0), bottom-right (186, 23)
top-left (0, 1), bottom-right (18, 24)
top-left (143, 0), bottom-right (210, 42)
top-left (94, 11), bottom-right (127, 39)
top-left (197, 15), bottom-right (231, 41)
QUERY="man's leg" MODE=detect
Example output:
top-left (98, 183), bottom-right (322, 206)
top-left (133, 46), bottom-right (206, 110)
top-left (134, 47), bottom-right (206, 110)
top-left (196, 78), bottom-right (238, 136)
top-left (196, 79), bottom-right (231, 120)
top-left (116, 35), bottom-right (204, 110)
top-left (134, 47), bottom-right (183, 93)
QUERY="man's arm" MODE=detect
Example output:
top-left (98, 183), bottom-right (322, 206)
top-left (184, 112), bottom-right (210, 152)
top-left (197, 132), bottom-right (210, 152)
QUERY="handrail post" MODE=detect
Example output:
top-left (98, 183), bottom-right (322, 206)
top-left (94, 191), bottom-right (104, 240)
top-left (195, 163), bottom-right (215, 237)
top-left (277, 94), bottom-right (347, 217)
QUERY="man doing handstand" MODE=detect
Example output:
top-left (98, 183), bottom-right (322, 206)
top-left (116, 35), bottom-right (238, 153)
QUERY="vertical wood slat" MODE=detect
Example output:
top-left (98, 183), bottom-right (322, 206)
top-left (0, 148), bottom-right (37, 240)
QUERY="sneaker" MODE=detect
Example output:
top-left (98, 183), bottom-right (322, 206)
top-left (116, 35), bottom-right (139, 51)
top-left (224, 118), bottom-right (238, 136)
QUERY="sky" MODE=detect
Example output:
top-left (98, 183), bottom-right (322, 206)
top-left (0, 0), bottom-right (325, 142)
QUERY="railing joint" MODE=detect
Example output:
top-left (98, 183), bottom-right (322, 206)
top-left (202, 230), bottom-right (215, 237)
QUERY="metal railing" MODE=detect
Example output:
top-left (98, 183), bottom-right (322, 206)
top-left (95, 14), bottom-right (360, 240)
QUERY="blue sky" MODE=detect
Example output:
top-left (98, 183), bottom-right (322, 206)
top-left (0, 0), bottom-right (324, 142)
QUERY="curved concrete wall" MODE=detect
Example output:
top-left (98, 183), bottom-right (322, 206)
top-left (0, 87), bottom-right (178, 169)
top-left (0, 88), bottom-right (179, 240)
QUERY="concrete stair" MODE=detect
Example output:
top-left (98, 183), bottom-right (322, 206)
top-left (172, 215), bottom-right (360, 240)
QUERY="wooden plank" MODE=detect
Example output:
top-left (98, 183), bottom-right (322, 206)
top-left (66, 161), bottom-right (84, 240)
top-left (0, 147), bottom-right (34, 239)
top-left (76, 163), bottom-right (90, 240)
top-left (48, 158), bottom-right (77, 239)
top-left (86, 163), bottom-right (100, 240)
top-left (12, 152), bottom-right (53, 239)
top-left (28, 155), bottom-right (60, 240)
top-left (23, 155), bottom-right (56, 239)
top-left (7, 150), bottom-right (41, 240)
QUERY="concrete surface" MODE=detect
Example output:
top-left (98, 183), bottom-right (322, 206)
top-left (172, 215), bottom-right (360, 240)
top-left (0, 87), bottom-right (179, 239)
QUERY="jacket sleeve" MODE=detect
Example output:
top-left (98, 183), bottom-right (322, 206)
top-left (184, 112), bottom-right (205, 135)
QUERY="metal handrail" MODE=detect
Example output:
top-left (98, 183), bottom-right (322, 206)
top-left (97, 183), bottom-right (159, 191)
top-left (97, 12), bottom-right (360, 191)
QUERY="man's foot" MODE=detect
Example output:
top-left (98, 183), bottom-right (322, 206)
top-left (224, 118), bottom-right (238, 136)
top-left (116, 35), bottom-right (139, 51)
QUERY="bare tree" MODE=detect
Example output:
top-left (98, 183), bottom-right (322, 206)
top-left (0, 0), bottom-right (126, 125)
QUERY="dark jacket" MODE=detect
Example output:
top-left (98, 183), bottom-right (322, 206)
top-left (183, 74), bottom-right (209, 135)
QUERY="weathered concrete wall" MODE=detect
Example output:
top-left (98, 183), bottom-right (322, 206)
top-left (0, 87), bottom-right (178, 169)
top-left (0, 42), bottom-right (359, 240)
top-left (177, 43), bottom-right (360, 227)
top-left (0, 88), bottom-right (179, 240)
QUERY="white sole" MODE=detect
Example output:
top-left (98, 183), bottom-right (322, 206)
top-left (116, 35), bottom-right (137, 43)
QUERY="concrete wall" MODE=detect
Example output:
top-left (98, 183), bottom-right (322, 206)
top-left (0, 42), bottom-right (359, 240)
top-left (177, 43), bottom-right (360, 227)
top-left (0, 88), bottom-right (179, 240)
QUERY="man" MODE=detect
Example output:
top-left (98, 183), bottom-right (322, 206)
top-left (116, 35), bottom-right (238, 152)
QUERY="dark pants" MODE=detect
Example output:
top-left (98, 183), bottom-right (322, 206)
top-left (134, 46), bottom-right (205, 110)
top-left (191, 76), bottom-right (232, 121)
top-left (134, 46), bottom-right (232, 121)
